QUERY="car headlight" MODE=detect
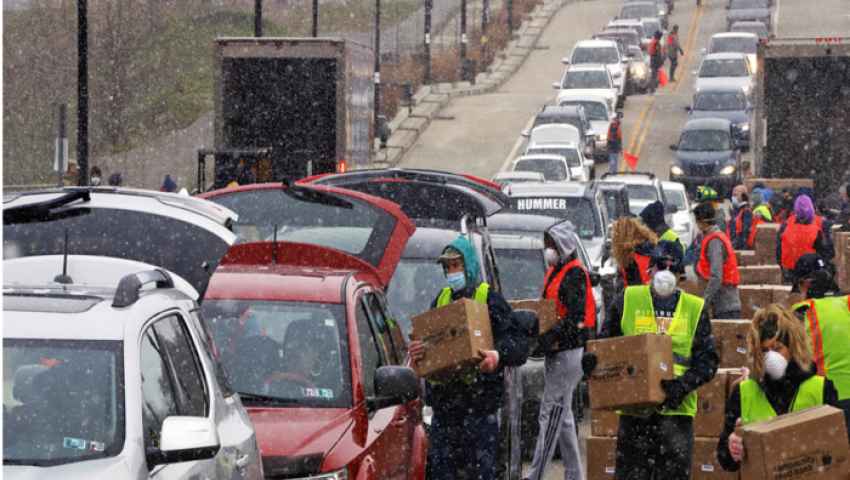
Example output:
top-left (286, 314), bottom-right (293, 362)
top-left (741, 85), bottom-right (751, 93)
top-left (735, 122), bottom-right (750, 131)
top-left (596, 133), bottom-right (607, 141)
top-left (659, 9), bottom-right (666, 15)
top-left (720, 165), bottom-right (736, 175)
top-left (670, 165), bottom-right (684, 175)
top-left (292, 468), bottom-right (349, 480)
top-left (631, 66), bottom-right (646, 76)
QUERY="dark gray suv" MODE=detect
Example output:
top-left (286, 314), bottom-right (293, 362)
top-left (669, 118), bottom-right (743, 198)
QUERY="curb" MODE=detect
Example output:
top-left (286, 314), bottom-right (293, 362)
top-left (377, 0), bottom-right (571, 168)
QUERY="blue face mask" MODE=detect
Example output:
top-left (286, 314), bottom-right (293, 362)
top-left (91, 177), bottom-right (101, 186)
top-left (446, 272), bottom-right (466, 291)
top-left (731, 196), bottom-right (740, 208)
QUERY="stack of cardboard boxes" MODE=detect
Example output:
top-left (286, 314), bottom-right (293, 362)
top-left (835, 231), bottom-right (850, 292)
top-left (691, 368), bottom-right (745, 479)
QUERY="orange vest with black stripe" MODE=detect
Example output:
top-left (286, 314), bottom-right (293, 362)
top-left (621, 253), bottom-right (652, 286)
top-left (793, 296), bottom-right (850, 400)
top-left (544, 259), bottom-right (596, 328)
top-left (780, 221), bottom-right (819, 269)
top-left (697, 232), bottom-right (740, 284)
top-left (727, 206), bottom-right (761, 249)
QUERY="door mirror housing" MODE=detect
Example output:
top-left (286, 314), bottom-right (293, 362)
top-left (367, 366), bottom-right (420, 411)
top-left (561, 58), bottom-right (571, 65)
top-left (701, 48), bottom-right (707, 55)
top-left (147, 416), bottom-right (220, 468)
top-left (584, 159), bottom-right (595, 168)
top-left (521, 130), bottom-right (530, 138)
top-left (685, 104), bottom-right (692, 111)
top-left (669, 145), bottom-right (678, 151)
top-left (553, 82), bottom-right (562, 90)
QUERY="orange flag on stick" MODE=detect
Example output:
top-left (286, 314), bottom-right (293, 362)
top-left (623, 152), bottom-right (639, 170)
top-left (658, 68), bottom-right (669, 88)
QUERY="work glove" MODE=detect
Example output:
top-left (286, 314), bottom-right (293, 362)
top-left (531, 331), bottom-right (555, 357)
top-left (660, 378), bottom-right (688, 411)
top-left (408, 332), bottom-right (425, 362)
top-left (581, 352), bottom-right (597, 377)
top-left (477, 349), bottom-right (500, 374)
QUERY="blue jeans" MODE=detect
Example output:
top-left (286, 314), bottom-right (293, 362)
top-left (430, 409), bottom-right (499, 480)
top-left (714, 310), bottom-right (740, 319)
top-left (609, 151), bottom-right (620, 174)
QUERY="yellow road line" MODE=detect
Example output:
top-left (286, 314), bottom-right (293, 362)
top-left (626, 96), bottom-right (653, 154)
top-left (635, 103), bottom-right (660, 159)
top-left (675, 2), bottom-right (706, 91)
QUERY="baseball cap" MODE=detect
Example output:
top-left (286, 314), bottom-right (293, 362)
top-left (791, 254), bottom-right (829, 292)
top-left (436, 246), bottom-right (463, 264)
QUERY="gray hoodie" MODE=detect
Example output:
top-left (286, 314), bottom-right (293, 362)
top-left (697, 225), bottom-right (742, 316)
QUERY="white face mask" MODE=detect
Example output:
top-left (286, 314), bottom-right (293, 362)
top-left (764, 351), bottom-right (789, 380)
top-left (544, 248), bottom-right (559, 267)
top-left (653, 269), bottom-right (678, 297)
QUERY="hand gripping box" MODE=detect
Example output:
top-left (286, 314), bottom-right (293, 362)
top-left (508, 299), bottom-right (558, 335)
top-left (411, 298), bottom-right (493, 381)
top-left (738, 405), bottom-right (850, 480)
top-left (694, 370), bottom-right (728, 438)
top-left (711, 320), bottom-right (751, 369)
top-left (586, 436), bottom-right (618, 480)
top-left (586, 334), bottom-right (675, 410)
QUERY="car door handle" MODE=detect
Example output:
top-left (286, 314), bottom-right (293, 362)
top-left (393, 416), bottom-right (407, 427)
top-left (236, 454), bottom-right (251, 469)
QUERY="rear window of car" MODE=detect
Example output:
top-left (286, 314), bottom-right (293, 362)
top-left (562, 71), bottom-right (611, 89)
top-left (709, 36), bottom-right (756, 54)
top-left (678, 130), bottom-right (732, 151)
top-left (699, 58), bottom-right (749, 77)
top-left (514, 159), bottom-right (569, 181)
top-left (627, 184), bottom-right (659, 201)
top-left (558, 100), bottom-right (608, 121)
top-left (730, 0), bottom-right (767, 9)
top-left (533, 115), bottom-right (583, 132)
top-left (526, 146), bottom-right (582, 167)
top-left (694, 92), bottom-right (746, 111)
top-left (620, 4), bottom-right (657, 19)
top-left (506, 197), bottom-right (599, 238)
top-left (571, 47), bottom-right (619, 65)
top-left (492, 248), bottom-right (547, 301)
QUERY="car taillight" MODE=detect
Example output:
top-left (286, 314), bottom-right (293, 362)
top-left (337, 160), bottom-right (347, 173)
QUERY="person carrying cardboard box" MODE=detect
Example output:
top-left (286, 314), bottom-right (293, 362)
top-left (407, 236), bottom-right (531, 480)
top-left (582, 240), bottom-right (719, 479)
top-left (525, 221), bottom-right (594, 480)
top-left (717, 304), bottom-right (841, 472)
top-left (694, 203), bottom-right (742, 319)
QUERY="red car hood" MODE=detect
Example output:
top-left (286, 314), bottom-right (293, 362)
top-left (250, 407), bottom-right (355, 477)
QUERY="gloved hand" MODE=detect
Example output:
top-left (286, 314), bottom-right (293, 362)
top-left (581, 352), bottom-right (597, 377)
top-left (729, 418), bottom-right (746, 462)
top-left (478, 349), bottom-right (500, 373)
top-left (660, 378), bottom-right (688, 411)
top-left (408, 332), bottom-right (425, 362)
top-left (531, 331), bottom-right (555, 357)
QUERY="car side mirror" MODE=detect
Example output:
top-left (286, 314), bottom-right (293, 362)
top-left (147, 416), bottom-right (220, 468)
top-left (685, 104), bottom-right (692, 111)
top-left (669, 145), bottom-right (678, 151)
top-left (584, 146), bottom-right (593, 158)
top-left (584, 159), bottom-right (595, 168)
top-left (627, 53), bottom-right (635, 58)
top-left (562, 58), bottom-right (571, 65)
top-left (692, 70), bottom-right (698, 76)
top-left (747, 103), bottom-right (756, 111)
top-left (553, 82), bottom-right (561, 90)
top-left (700, 48), bottom-right (707, 55)
top-left (368, 366), bottom-right (420, 411)
top-left (521, 130), bottom-right (530, 137)
top-left (586, 129), bottom-right (597, 138)
top-left (588, 270), bottom-right (602, 287)
top-left (621, 58), bottom-right (630, 63)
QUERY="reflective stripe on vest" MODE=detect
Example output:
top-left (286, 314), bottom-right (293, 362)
top-left (697, 232), bottom-right (741, 284)
top-left (727, 206), bottom-right (758, 248)
top-left (429, 283), bottom-right (490, 386)
top-left (780, 221), bottom-right (819, 269)
top-left (619, 285), bottom-right (704, 417)
top-left (661, 229), bottom-right (686, 253)
top-left (754, 204), bottom-right (773, 222)
top-left (740, 376), bottom-right (824, 425)
top-left (793, 295), bottom-right (850, 400)
top-left (544, 260), bottom-right (596, 328)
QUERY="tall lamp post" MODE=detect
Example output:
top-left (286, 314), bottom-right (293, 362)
top-left (423, 0), bottom-right (432, 84)
top-left (374, 0), bottom-right (381, 137)
top-left (77, 0), bottom-right (88, 186)
top-left (460, 0), bottom-right (467, 71)
top-left (312, 0), bottom-right (318, 36)
top-left (255, 0), bottom-right (262, 37)
top-left (481, 0), bottom-right (488, 65)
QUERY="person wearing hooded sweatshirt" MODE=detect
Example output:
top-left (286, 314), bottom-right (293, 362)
top-left (777, 196), bottom-right (832, 282)
top-left (611, 216), bottom-right (659, 288)
top-left (584, 240), bottom-right (719, 480)
top-left (751, 187), bottom-right (773, 222)
top-left (717, 304), bottom-right (840, 472)
top-left (525, 221), bottom-right (595, 480)
top-left (773, 183), bottom-right (798, 225)
top-left (791, 186), bottom-right (836, 258)
top-left (408, 236), bottom-right (531, 480)
top-left (640, 200), bottom-right (685, 254)
top-left (694, 203), bottom-right (742, 319)
top-left (789, 254), bottom-right (850, 435)
top-left (161, 174), bottom-right (178, 193)
top-left (727, 184), bottom-right (755, 250)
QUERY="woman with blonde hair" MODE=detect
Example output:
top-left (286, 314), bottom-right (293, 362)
top-left (611, 216), bottom-right (658, 287)
top-left (716, 304), bottom-right (840, 472)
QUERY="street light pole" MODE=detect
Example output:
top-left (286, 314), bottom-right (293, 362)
top-left (77, 0), bottom-right (88, 186)
top-left (254, 0), bottom-right (262, 37)
top-left (460, 0), bottom-right (467, 66)
top-left (312, 0), bottom-right (318, 37)
top-left (481, 0), bottom-right (488, 65)
top-left (423, 0), bottom-right (432, 84)
top-left (374, 0), bottom-right (381, 136)
top-left (507, 0), bottom-right (514, 39)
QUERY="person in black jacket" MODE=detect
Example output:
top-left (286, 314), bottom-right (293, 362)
top-left (717, 304), bottom-right (840, 472)
top-left (408, 236), bottom-right (532, 480)
top-left (649, 31), bottom-right (664, 95)
top-left (835, 183), bottom-right (850, 231)
top-left (728, 184), bottom-right (754, 250)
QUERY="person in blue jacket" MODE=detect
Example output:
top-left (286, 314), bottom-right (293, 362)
top-left (408, 236), bottom-right (532, 480)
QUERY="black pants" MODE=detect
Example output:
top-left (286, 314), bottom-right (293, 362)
top-left (669, 59), bottom-right (678, 82)
top-left (614, 413), bottom-right (694, 480)
top-left (650, 66), bottom-right (660, 92)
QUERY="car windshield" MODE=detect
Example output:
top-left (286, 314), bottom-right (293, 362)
top-left (731, 24), bottom-right (769, 39)
top-left (563, 71), bottom-right (611, 89)
top-left (202, 300), bottom-right (352, 408)
top-left (572, 47), bottom-right (619, 64)
top-left (629, 46), bottom-right (645, 60)
top-left (730, 0), bottom-right (767, 9)
top-left (506, 197), bottom-right (599, 238)
top-left (665, 189), bottom-right (688, 210)
top-left (526, 146), bottom-right (582, 167)
top-left (709, 37), bottom-right (756, 54)
top-left (620, 5), bottom-right (657, 19)
top-left (699, 58), bottom-right (749, 77)
top-left (678, 130), bottom-right (732, 151)
top-left (533, 115), bottom-right (583, 132)
top-left (627, 184), bottom-right (658, 201)
top-left (642, 21), bottom-right (661, 38)
top-left (559, 100), bottom-right (609, 121)
top-left (514, 159), bottom-right (569, 181)
top-left (599, 33), bottom-right (638, 48)
top-left (3, 339), bottom-right (124, 467)
top-left (387, 260), bottom-right (448, 337)
top-left (694, 92), bottom-right (746, 111)
top-left (493, 248), bottom-right (547, 300)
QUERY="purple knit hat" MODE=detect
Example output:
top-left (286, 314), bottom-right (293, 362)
top-left (795, 195), bottom-right (814, 221)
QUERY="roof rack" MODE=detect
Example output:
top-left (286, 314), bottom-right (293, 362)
top-left (113, 269), bottom-right (174, 308)
top-left (600, 171), bottom-right (656, 180)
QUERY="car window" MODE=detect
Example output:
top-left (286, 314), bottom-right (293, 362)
top-left (376, 294), bottom-right (409, 364)
top-left (526, 146), bottom-right (582, 167)
top-left (363, 293), bottom-right (398, 365)
top-left (627, 184), bottom-right (659, 201)
top-left (202, 300), bottom-right (352, 407)
top-left (189, 308), bottom-right (235, 397)
top-left (665, 189), bottom-right (689, 210)
top-left (620, 5), bottom-right (656, 19)
top-left (629, 46), bottom-right (645, 61)
top-left (558, 101), bottom-right (608, 121)
top-left (731, 24), bottom-right (768, 39)
top-left (709, 37), bottom-right (756, 54)
top-left (678, 130), bottom-right (732, 151)
top-left (514, 159), bottom-right (570, 181)
top-left (507, 197), bottom-right (599, 238)
top-left (642, 21), bottom-right (660, 38)
top-left (387, 260), bottom-right (446, 337)
top-left (694, 92), bottom-right (747, 111)
top-left (533, 115), bottom-right (583, 132)
top-left (730, 0), bottom-right (767, 9)
top-left (483, 238), bottom-right (502, 292)
top-left (356, 301), bottom-right (383, 398)
top-left (699, 58), bottom-right (749, 77)
top-left (563, 71), bottom-right (611, 89)
top-left (3, 339), bottom-right (125, 466)
top-left (494, 248), bottom-right (547, 300)
top-left (571, 47), bottom-right (619, 64)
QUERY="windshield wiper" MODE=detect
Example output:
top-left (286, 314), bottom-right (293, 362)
top-left (238, 391), bottom-right (300, 405)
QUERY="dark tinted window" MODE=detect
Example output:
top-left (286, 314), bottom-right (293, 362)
top-left (730, 24), bottom-right (769, 39)
top-left (154, 315), bottom-right (208, 417)
top-left (730, 0), bottom-right (767, 9)
top-left (558, 101), bottom-right (609, 121)
top-left (387, 260), bottom-right (445, 337)
top-left (562, 71), bottom-right (611, 89)
top-left (533, 115), bottom-right (583, 133)
top-left (694, 92), bottom-right (747, 111)
top-left (709, 37), bottom-right (756, 54)
top-left (699, 58), bottom-right (749, 77)
top-left (514, 159), bottom-right (570, 181)
top-left (493, 248), bottom-right (547, 300)
top-left (679, 130), bottom-right (732, 151)
top-left (571, 47), bottom-right (619, 64)
top-left (363, 293), bottom-right (398, 365)
top-left (507, 197), bottom-right (599, 238)
top-left (140, 326), bottom-right (179, 448)
top-left (526, 146), bottom-right (582, 167)
top-left (356, 302), bottom-right (383, 398)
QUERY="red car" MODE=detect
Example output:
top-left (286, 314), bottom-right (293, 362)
top-left (198, 183), bottom-right (427, 479)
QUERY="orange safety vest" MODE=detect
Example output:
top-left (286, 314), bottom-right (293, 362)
top-left (544, 259), bottom-right (596, 328)
top-left (780, 221), bottom-right (819, 269)
top-left (697, 232), bottom-right (741, 284)
top-left (787, 213), bottom-right (825, 234)
top-left (608, 119), bottom-right (622, 140)
top-left (621, 253), bottom-right (652, 287)
top-left (650, 39), bottom-right (662, 56)
top-left (727, 206), bottom-right (761, 249)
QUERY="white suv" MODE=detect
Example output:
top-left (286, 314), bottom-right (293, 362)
top-left (564, 40), bottom-right (628, 107)
top-left (554, 64), bottom-right (618, 112)
top-left (3, 188), bottom-right (264, 480)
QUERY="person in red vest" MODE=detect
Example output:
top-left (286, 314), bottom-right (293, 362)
top-left (666, 25), bottom-right (684, 82)
top-left (774, 183), bottom-right (798, 225)
top-left (649, 31), bottom-right (664, 95)
top-left (777, 195), bottom-right (832, 282)
top-left (694, 203), bottom-right (742, 319)
top-left (607, 111), bottom-right (623, 175)
top-left (525, 220), bottom-right (594, 480)
top-left (611, 216), bottom-right (658, 288)
top-left (728, 184), bottom-right (757, 250)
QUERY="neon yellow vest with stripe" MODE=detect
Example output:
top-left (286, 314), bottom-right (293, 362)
top-left (740, 376), bottom-right (824, 425)
top-left (660, 229), bottom-right (686, 254)
top-left (754, 204), bottom-right (773, 222)
top-left (792, 295), bottom-right (850, 400)
top-left (428, 283), bottom-right (490, 386)
top-left (620, 285), bottom-right (704, 417)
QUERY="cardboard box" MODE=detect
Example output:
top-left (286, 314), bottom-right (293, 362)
top-left (694, 371), bottom-right (728, 438)
top-left (738, 286), bottom-right (773, 319)
top-left (737, 265), bottom-right (782, 285)
top-left (586, 334), bottom-right (675, 410)
top-left (508, 299), bottom-right (558, 335)
top-left (772, 285), bottom-right (806, 309)
top-left (680, 280), bottom-right (707, 298)
top-left (739, 405), bottom-right (850, 480)
top-left (692, 437), bottom-right (738, 479)
top-left (711, 320), bottom-right (750, 369)
top-left (754, 224), bottom-right (780, 263)
top-left (744, 178), bottom-right (813, 194)
top-left (836, 232), bottom-right (850, 293)
top-left (586, 436), bottom-right (618, 480)
top-left (411, 298), bottom-right (493, 381)
top-left (736, 250), bottom-right (763, 267)
top-left (591, 409), bottom-right (620, 437)
top-left (718, 367), bottom-right (746, 398)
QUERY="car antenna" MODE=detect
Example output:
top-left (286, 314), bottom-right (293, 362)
top-left (271, 224), bottom-right (278, 265)
top-left (53, 229), bottom-right (73, 284)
